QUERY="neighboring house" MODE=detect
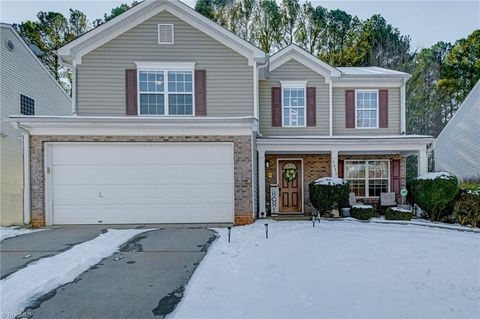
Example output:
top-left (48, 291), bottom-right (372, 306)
top-left (0, 23), bottom-right (71, 226)
top-left (435, 80), bottom-right (480, 180)
top-left (9, 0), bottom-right (433, 227)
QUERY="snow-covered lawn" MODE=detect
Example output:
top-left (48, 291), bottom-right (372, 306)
top-left (1, 228), bottom-right (154, 317)
top-left (0, 227), bottom-right (45, 241)
top-left (172, 220), bottom-right (480, 319)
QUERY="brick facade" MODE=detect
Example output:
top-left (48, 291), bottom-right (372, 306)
top-left (29, 135), bottom-right (253, 226)
top-left (265, 154), bottom-right (331, 215)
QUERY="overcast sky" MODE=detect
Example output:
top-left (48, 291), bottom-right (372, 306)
top-left (1, 0), bottom-right (479, 50)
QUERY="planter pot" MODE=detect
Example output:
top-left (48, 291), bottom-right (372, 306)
top-left (341, 208), bottom-right (350, 217)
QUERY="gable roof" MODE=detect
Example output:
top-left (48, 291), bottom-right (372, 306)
top-left (269, 44), bottom-right (341, 79)
top-left (0, 23), bottom-right (71, 100)
top-left (57, 0), bottom-right (266, 64)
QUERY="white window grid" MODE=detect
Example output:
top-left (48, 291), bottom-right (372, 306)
top-left (138, 70), bottom-right (194, 116)
top-left (282, 87), bottom-right (306, 127)
top-left (345, 160), bottom-right (390, 198)
top-left (20, 94), bottom-right (35, 115)
top-left (355, 89), bottom-right (379, 128)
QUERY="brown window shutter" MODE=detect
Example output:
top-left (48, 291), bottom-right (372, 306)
top-left (345, 90), bottom-right (355, 128)
top-left (391, 159), bottom-right (401, 200)
top-left (271, 87), bottom-right (282, 127)
top-left (338, 159), bottom-right (344, 178)
top-left (195, 70), bottom-right (207, 116)
top-left (306, 87), bottom-right (316, 127)
top-left (125, 69), bottom-right (137, 115)
top-left (379, 89), bottom-right (388, 128)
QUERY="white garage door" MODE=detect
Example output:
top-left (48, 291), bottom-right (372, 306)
top-left (48, 143), bottom-right (234, 224)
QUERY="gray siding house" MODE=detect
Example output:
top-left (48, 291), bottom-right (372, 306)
top-left (0, 23), bottom-right (71, 226)
top-left (435, 80), bottom-right (480, 179)
top-left (10, 0), bottom-right (433, 226)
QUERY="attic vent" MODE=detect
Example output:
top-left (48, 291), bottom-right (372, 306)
top-left (158, 24), bottom-right (174, 44)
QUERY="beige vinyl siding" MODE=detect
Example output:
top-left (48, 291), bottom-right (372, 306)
top-left (332, 87), bottom-right (401, 135)
top-left (77, 11), bottom-right (253, 117)
top-left (0, 26), bottom-right (71, 225)
top-left (436, 81), bottom-right (480, 179)
top-left (259, 59), bottom-right (329, 136)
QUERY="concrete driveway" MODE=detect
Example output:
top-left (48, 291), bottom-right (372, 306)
top-left (1, 226), bottom-right (217, 318)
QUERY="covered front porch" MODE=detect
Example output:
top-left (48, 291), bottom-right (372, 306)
top-left (257, 136), bottom-right (433, 217)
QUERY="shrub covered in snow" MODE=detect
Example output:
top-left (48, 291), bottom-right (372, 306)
top-left (385, 207), bottom-right (412, 221)
top-left (309, 177), bottom-right (350, 214)
top-left (454, 182), bottom-right (480, 228)
top-left (412, 172), bottom-right (459, 221)
top-left (350, 205), bottom-right (374, 220)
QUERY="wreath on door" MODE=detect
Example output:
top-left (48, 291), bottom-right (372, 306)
top-left (283, 163), bottom-right (298, 182)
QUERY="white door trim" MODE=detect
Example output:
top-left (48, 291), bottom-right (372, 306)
top-left (276, 157), bottom-right (304, 214)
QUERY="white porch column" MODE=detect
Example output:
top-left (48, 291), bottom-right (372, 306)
top-left (331, 149), bottom-right (339, 177)
top-left (258, 148), bottom-right (266, 217)
top-left (418, 148), bottom-right (428, 176)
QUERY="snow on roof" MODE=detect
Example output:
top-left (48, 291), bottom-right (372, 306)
top-left (337, 66), bottom-right (410, 77)
top-left (416, 172), bottom-right (455, 180)
top-left (314, 177), bottom-right (347, 186)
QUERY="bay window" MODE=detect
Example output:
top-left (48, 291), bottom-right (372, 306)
top-left (138, 69), bottom-right (193, 116)
top-left (345, 160), bottom-right (389, 197)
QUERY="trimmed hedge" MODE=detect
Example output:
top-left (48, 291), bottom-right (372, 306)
top-left (350, 206), bottom-right (374, 220)
top-left (411, 172), bottom-right (459, 221)
top-left (385, 207), bottom-right (412, 221)
top-left (309, 178), bottom-right (350, 214)
top-left (453, 183), bottom-right (480, 228)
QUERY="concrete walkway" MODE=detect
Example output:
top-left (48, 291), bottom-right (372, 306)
top-left (4, 227), bottom-right (216, 319)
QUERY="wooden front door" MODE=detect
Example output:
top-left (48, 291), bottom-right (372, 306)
top-left (278, 160), bottom-right (302, 213)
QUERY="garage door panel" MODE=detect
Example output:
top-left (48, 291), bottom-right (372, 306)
top-left (52, 144), bottom-right (232, 165)
top-left (49, 143), bottom-right (235, 224)
top-left (53, 184), bottom-right (233, 205)
top-left (52, 165), bottom-right (233, 185)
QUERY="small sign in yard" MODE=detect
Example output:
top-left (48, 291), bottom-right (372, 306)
top-left (400, 188), bottom-right (408, 205)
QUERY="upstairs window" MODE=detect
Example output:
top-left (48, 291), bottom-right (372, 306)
top-left (356, 90), bottom-right (378, 128)
top-left (20, 94), bottom-right (35, 115)
top-left (138, 70), bottom-right (193, 116)
top-left (282, 81), bottom-right (306, 127)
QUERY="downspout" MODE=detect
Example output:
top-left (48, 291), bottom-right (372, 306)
top-left (13, 123), bottom-right (30, 225)
top-left (254, 58), bottom-right (269, 121)
top-left (328, 78), bottom-right (333, 136)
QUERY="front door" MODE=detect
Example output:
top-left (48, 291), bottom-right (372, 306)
top-left (278, 160), bottom-right (302, 213)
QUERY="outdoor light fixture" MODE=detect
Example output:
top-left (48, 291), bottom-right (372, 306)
top-left (265, 160), bottom-right (269, 168)
top-left (265, 223), bottom-right (269, 239)
top-left (227, 226), bottom-right (231, 243)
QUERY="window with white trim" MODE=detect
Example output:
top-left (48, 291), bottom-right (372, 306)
top-left (138, 70), bottom-right (193, 115)
top-left (345, 160), bottom-right (389, 197)
top-left (20, 94), bottom-right (35, 115)
top-left (356, 90), bottom-right (378, 128)
top-left (282, 84), bottom-right (306, 127)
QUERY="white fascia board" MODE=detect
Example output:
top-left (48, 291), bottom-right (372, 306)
top-left (9, 116), bottom-right (257, 136)
top-left (60, 0), bottom-right (265, 64)
top-left (135, 61), bottom-right (195, 70)
top-left (332, 77), bottom-right (404, 88)
top-left (280, 81), bottom-right (308, 88)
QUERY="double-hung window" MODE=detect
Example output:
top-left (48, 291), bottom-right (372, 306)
top-left (356, 90), bottom-right (378, 128)
top-left (282, 81), bottom-right (307, 127)
top-left (345, 160), bottom-right (389, 197)
top-left (137, 63), bottom-right (194, 116)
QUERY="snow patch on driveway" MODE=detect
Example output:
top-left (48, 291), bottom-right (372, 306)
top-left (171, 220), bottom-right (480, 319)
top-left (1, 228), bottom-right (154, 317)
top-left (1, 227), bottom-right (46, 241)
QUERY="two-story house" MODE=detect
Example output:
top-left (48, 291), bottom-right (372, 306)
top-left (9, 0), bottom-right (433, 227)
top-left (1, 23), bottom-right (71, 226)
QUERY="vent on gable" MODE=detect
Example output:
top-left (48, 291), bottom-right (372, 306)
top-left (158, 24), bottom-right (174, 44)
